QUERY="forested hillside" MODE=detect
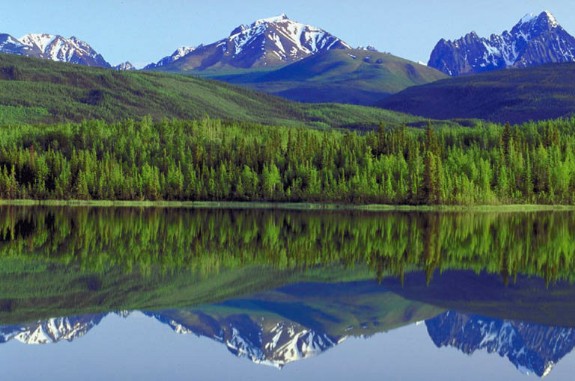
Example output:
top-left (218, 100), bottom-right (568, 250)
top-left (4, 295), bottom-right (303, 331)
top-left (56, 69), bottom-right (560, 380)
top-left (0, 117), bottom-right (574, 204)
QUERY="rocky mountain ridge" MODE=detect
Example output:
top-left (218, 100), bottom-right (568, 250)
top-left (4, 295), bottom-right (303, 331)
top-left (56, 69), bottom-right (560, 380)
top-left (146, 14), bottom-right (352, 71)
top-left (0, 33), bottom-right (110, 67)
top-left (429, 11), bottom-right (575, 75)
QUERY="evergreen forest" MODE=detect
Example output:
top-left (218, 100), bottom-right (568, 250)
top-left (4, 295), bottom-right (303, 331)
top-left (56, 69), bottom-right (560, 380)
top-left (0, 117), bottom-right (574, 205)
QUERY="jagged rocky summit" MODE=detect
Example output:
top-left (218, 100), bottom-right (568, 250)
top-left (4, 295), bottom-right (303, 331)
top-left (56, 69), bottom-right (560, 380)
top-left (0, 33), bottom-right (110, 67)
top-left (429, 11), bottom-right (575, 75)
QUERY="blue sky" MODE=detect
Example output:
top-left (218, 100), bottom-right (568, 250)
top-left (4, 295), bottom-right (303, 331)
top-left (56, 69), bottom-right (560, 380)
top-left (0, 1), bottom-right (572, 67)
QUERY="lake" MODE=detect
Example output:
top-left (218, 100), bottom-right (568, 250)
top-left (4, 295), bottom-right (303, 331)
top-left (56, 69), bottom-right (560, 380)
top-left (1, 206), bottom-right (575, 380)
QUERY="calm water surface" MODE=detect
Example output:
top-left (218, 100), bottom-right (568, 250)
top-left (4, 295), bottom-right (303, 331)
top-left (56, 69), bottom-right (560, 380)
top-left (1, 206), bottom-right (575, 380)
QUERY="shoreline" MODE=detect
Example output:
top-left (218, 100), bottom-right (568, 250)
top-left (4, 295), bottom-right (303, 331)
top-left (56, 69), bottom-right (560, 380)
top-left (0, 200), bottom-right (574, 212)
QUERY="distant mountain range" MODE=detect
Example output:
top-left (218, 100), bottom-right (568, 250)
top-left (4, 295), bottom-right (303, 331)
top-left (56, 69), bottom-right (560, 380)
top-left (429, 11), bottom-right (575, 75)
top-left (0, 33), bottom-right (111, 68)
top-left (1, 11), bottom-right (572, 78)
top-left (142, 14), bottom-right (447, 104)
top-left (0, 11), bottom-right (575, 114)
top-left (0, 14), bottom-right (355, 71)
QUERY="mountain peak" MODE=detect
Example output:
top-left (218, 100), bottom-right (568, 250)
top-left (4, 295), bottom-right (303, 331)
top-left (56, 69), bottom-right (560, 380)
top-left (538, 10), bottom-right (559, 29)
top-left (115, 61), bottom-right (136, 71)
top-left (429, 11), bottom-right (575, 75)
top-left (538, 11), bottom-right (558, 27)
top-left (256, 14), bottom-right (290, 24)
top-left (20, 33), bottom-right (57, 52)
top-left (1, 33), bottom-right (111, 68)
top-left (514, 10), bottom-right (559, 33)
top-left (148, 15), bottom-right (350, 71)
top-left (144, 46), bottom-right (196, 70)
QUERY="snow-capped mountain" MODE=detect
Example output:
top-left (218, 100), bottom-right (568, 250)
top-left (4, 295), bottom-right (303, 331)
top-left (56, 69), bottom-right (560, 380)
top-left (0, 314), bottom-right (106, 345)
top-left (147, 14), bottom-right (351, 71)
top-left (0, 34), bottom-right (35, 56)
top-left (114, 61), bottom-right (136, 71)
top-left (426, 311), bottom-right (575, 377)
top-left (0, 33), bottom-right (110, 67)
top-left (145, 46), bottom-right (196, 70)
top-left (429, 11), bottom-right (575, 75)
top-left (149, 311), bottom-right (342, 368)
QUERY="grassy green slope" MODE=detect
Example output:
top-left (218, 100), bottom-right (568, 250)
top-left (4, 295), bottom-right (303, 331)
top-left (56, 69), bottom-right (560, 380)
top-left (0, 53), bottom-right (420, 129)
top-left (379, 63), bottom-right (575, 124)
top-left (208, 49), bottom-right (448, 105)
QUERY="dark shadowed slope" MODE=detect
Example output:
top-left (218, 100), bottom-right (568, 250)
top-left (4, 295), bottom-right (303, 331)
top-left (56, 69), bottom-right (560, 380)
top-left (379, 63), bottom-right (575, 124)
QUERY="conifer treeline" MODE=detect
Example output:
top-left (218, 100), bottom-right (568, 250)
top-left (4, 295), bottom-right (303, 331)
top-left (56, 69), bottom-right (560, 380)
top-left (0, 117), bottom-right (574, 204)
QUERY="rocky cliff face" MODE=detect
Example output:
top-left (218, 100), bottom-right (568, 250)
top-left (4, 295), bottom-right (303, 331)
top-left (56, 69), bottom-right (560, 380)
top-left (0, 33), bottom-right (110, 67)
top-left (429, 11), bottom-right (575, 75)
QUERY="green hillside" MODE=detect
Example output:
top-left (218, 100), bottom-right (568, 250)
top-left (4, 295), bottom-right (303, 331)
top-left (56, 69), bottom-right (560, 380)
top-left (0, 53), bottom-right (419, 129)
top-left (208, 49), bottom-right (447, 105)
top-left (379, 63), bottom-right (575, 124)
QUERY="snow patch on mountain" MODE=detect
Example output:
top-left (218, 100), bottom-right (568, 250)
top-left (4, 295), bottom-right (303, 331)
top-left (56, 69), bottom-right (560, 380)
top-left (146, 15), bottom-right (351, 71)
top-left (229, 14), bottom-right (350, 59)
top-left (19, 33), bottom-right (57, 52)
top-left (114, 61), bottom-right (136, 71)
top-left (144, 46), bottom-right (196, 69)
top-left (429, 11), bottom-right (575, 75)
top-left (0, 32), bottom-right (110, 67)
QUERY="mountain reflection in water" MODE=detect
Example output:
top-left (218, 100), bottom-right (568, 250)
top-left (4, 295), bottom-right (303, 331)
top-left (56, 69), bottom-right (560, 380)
top-left (1, 206), bottom-right (575, 379)
top-left (2, 274), bottom-right (575, 377)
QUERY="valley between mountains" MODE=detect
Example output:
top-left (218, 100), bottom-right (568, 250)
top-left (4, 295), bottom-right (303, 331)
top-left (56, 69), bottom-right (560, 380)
top-left (0, 11), bottom-right (574, 205)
